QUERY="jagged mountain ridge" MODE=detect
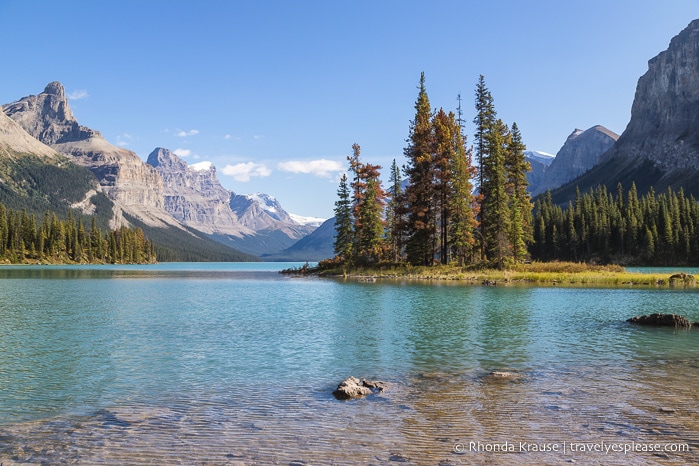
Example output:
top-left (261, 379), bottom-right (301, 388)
top-left (0, 110), bottom-right (60, 158)
top-left (550, 19), bottom-right (699, 203)
top-left (147, 147), bottom-right (317, 257)
top-left (147, 147), bottom-right (252, 237)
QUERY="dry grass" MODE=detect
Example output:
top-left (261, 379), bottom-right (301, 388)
top-left (323, 261), bottom-right (697, 288)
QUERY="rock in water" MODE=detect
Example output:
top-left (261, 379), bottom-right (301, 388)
top-left (626, 313), bottom-right (692, 328)
top-left (332, 377), bottom-right (387, 400)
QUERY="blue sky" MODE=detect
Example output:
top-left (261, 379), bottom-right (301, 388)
top-left (1, 1), bottom-right (698, 219)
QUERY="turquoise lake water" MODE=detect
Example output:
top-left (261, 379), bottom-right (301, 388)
top-left (0, 263), bottom-right (697, 464)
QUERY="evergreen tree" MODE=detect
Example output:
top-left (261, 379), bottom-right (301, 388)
top-left (403, 72), bottom-right (436, 265)
top-left (505, 122), bottom-right (532, 261)
top-left (473, 75), bottom-right (496, 261)
top-left (333, 173), bottom-right (354, 262)
top-left (385, 159), bottom-right (405, 262)
top-left (449, 110), bottom-right (477, 265)
top-left (347, 143), bottom-right (386, 264)
top-left (481, 118), bottom-right (510, 268)
top-left (432, 108), bottom-right (455, 264)
top-left (355, 175), bottom-right (386, 262)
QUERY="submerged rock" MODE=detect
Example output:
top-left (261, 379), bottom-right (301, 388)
top-left (483, 371), bottom-right (524, 382)
top-left (626, 313), bottom-right (692, 329)
top-left (332, 376), bottom-right (388, 400)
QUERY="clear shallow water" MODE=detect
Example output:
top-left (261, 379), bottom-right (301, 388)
top-left (0, 263), bottom-right (697, 464)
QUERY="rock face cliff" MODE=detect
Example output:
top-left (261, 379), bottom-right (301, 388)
top-left (551, 19), bottom-right (699, 203)
top-left (531, 126), bottom-right (618, 196)
top-left (147, 148), bottom-right (252, 237)
top-left (604, 18), bottom-right (699, 172)
top-left (2, 82), bottom-right (177, 228)
top-left (0, 110), bottom-right (59, 157)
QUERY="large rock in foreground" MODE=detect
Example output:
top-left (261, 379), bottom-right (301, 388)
top-left (627, 313), bottom-right (693, 328)
top-left (332, 376), bottom-right (388, 400)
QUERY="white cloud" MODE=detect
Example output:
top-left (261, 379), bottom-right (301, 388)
top-left (67, 89), bottom-right (89, 100)
top-left (224, 134), bottom-right (232, 140)
top-left (277, 159), bottom-right (343, 178)
top-left (190, 161), bottom-right (213, 172)
top-left (116, 133), bottom-right (134, 147)
top-left (176, 129), bottom-right (200, 137)
top-left (173, 148), bottom-right (191, 157)
top-left (222, 162), bottom-right (272, 182)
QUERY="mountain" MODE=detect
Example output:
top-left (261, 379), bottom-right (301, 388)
top-left (524, 150), bottom-right (554, 194)
top-left (550, 19), bottom-right (699, 203)
top-left (0, 110), bottom-right (113, 221)
top-left (221, 192), bottom-right (318, 256)
top-left (148, 147), bottom-right (318, 257)
top-left (530, 126), bottom-right (618, 196)
top-left (1, 82), bottom-right (322, 260)
top-left (525, 150), bottom-right (555, 167)
top-left (262, 216), bottom-right (336, 261)
top-left (2, 82), bottom-right (179, 229)
top-left (0, 110), bottom-right (59, 157)
top-left (147, 147), bottom-right (252, 237)
top-left (2, 83), bottom-right (258, 261)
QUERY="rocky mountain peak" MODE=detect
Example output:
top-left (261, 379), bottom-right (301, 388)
top-left (146, 147), bottom-right (188, 171)
top-left (44, 81), bottom-right (66, 97)
top-left (566, 128), bottom-right (584, 142)
top-left (2, 80), bottom-right (97, 145)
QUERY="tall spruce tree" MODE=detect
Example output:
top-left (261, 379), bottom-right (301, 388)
top-left (449, 107), bottom-right (477, 265)
top-left (482, 118), bottom-right (510, 268)
top-left (385, 159), bottom-right (405, 262)
top-left (473, 75), bottom-right (496, 261)
top-left (333, 173), bottom-right (353, 262)
top-left (432, 108), bottom-right (454, 264)
top-left (403, 72), bottom-right (436, 265)
top-left (348, 143), bottom-right (385, 264)
top-left (505, 122), bottom-right (532, 261)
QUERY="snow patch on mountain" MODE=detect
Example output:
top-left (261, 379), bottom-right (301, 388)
top-left (289, 213), bottom-right (326, 227)
top-left (245, 193), bottom-right (279, 213)
top-left (524, 150), bottom-right (555, 166)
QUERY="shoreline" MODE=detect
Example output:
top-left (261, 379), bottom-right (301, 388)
top-left (285, 262), bottom-right (699, 288)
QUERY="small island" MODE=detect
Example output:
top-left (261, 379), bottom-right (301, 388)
top-left (284, 260), bottom-right (697, 288)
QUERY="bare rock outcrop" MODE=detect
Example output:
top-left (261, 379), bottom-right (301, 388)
top-left (0, 111), bottom-right (59, 157)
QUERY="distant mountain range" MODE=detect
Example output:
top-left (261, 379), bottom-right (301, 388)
top-left (1, 83), bottom-right (322, 261)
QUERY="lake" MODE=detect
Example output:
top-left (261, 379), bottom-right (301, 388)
top-left (0, 263), bottom-right (697, 464)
